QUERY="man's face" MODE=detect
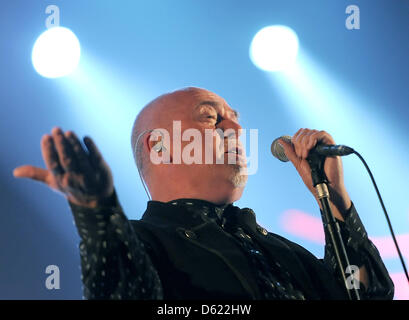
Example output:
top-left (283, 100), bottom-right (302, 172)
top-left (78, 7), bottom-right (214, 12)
top-left (156, 88), bottom-right (248, 202)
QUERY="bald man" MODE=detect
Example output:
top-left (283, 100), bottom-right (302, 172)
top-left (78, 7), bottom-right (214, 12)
top-left (14, 87), bottom-right (393, 300)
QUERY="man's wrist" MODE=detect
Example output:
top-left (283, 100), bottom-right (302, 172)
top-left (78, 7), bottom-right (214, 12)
top-left (68, 189), bottom-right (124, 241)
top-left (67, 190), bottom-right (116, 209)
top-left (329, 185), bottom-right (351, 219)
top-left (314, 185), bottom-right (351, 221)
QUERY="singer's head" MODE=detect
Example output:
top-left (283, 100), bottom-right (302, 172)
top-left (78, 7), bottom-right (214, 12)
top-left (131, 87), bottom-right (248, 204)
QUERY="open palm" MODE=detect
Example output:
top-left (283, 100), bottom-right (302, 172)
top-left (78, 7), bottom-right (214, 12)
top-left (14, 127), bottom-right (114, 208)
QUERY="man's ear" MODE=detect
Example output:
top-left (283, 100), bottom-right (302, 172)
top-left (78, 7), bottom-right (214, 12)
top-left (147, 133), bottom-right (164, 153)
top-left (147, 132), bottom-right (172, 163)
top-left (152, 140), bottom-right (165, 152)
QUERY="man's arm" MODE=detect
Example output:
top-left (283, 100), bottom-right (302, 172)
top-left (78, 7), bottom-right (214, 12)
top-left (279, 129), bottom-right (394, 299)
top-left (69, 191), bottom-right (163, 299)
top-left (321, 202), bottom-right (394, 299)
top-left (13, 127), bottom-right (163, 299)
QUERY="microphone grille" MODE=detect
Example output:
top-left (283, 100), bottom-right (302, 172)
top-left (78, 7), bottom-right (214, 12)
top-left (271, 135), bottom-right (292, 162)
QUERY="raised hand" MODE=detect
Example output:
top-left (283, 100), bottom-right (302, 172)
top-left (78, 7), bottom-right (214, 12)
top-left (13, 127), bottom-right (114, 208)
top-left (279, 129), bottom-right (351, 220)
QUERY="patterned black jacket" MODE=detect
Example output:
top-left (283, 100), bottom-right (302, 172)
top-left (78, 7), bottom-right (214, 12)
top-left (70, 193), bottom-right (394, 300)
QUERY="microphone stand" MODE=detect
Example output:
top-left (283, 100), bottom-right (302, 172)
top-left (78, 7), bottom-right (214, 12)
top-left (307, 152), bottom-right (360, 300)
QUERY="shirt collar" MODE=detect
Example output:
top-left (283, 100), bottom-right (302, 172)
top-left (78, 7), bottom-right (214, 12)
top-left (165, 198), bottom-right (230, 221)
top-left (142, 198), bottom-right (258, 234)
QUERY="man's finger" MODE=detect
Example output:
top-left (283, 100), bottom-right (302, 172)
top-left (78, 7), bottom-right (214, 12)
top-left (292, 128), bottom-right (304, 141)
top-left (292, 129), bottom-right (306, 159)
top-left (306, 130), bottom-right (319, 151)
top-left (13, 165), bottom-right (48, 183)
top-left (41, 134), bottom-right (65, 176)
top-left (310, 130), bottom-right (335, 146)
top-left (65, 131), bottom-right (93, 173)
top-left (83, 136), bottom-right (105, 169)
top-left (52, 127), bottom-right (78, 172)
top-left (300, 131), bottom-right (312, 159)
top-left (302, 130), bottom-right (318, 159)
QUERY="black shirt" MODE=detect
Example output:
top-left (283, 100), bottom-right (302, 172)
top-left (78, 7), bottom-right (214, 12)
top-left (69, 193), bottom-right (394, 300)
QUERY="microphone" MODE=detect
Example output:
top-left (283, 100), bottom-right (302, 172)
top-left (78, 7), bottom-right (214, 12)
top-left (271, 135), bottom-right (355, 162)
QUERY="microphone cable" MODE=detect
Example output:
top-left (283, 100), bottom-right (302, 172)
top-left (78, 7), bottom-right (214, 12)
top-left (353, 150), bottom-right (409, 285)
top-left (272, 136), bottom-right (409, 285)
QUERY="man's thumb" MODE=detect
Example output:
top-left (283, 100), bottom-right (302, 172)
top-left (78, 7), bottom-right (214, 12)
top-left (13, 165), bottom-right (48, 183)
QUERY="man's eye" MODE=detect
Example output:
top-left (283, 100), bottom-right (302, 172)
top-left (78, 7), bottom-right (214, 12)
top-left (205, 114), bottom-right (222, 125)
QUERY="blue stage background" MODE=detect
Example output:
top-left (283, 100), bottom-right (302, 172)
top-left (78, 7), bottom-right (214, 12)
top-left (1, 0), bottom-right (408, 299)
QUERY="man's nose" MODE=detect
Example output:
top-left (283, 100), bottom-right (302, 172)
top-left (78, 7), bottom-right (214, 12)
top-left (218, 119), bottom-right (243, 137)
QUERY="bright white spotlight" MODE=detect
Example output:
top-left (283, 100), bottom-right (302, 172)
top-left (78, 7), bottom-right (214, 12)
top-left (250, 25), bottom-right (299, 72)
top-left (32, 27), bottom-right (81, 78)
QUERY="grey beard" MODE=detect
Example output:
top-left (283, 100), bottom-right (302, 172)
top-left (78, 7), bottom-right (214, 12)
top-left (229, 165), bottom-right (248, 188)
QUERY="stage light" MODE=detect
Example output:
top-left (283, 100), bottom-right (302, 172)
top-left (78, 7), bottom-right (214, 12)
top-left (250, 25), bottom-right (299, 72)
top-left (32, 27), bottom-right (81, 78)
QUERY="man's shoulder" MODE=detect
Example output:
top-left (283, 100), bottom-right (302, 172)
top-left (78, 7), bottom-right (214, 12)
top-left (129, 217), bottom-right (159, 230)
top-left (128, 216), bottom-right (176, 235)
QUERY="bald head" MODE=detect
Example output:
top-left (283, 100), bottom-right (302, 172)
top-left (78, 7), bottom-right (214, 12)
top-left (131, 87), bottom-right (215, 170)
top-left (131, 87), bottom-right (247, 204)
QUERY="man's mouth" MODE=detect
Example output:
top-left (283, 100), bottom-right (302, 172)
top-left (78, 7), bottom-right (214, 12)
top-left (225, 147), bottom-right (246, 166)
top-left (225, 147), bottom-right (243, 155)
